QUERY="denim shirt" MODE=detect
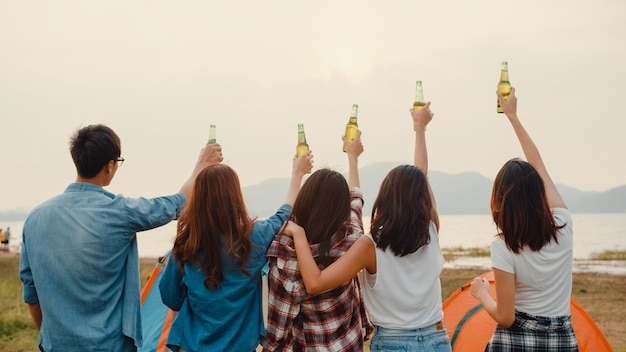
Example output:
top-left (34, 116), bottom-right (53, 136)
top-left (159, 204), bottom-right (292, 352)
top-left (19, 182), bottom-right (186, 352)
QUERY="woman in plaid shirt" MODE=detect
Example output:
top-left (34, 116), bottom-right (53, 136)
top-left (281, 104), bottom-right (452, 352)
top-left (261, 132), bottom-right (372, 351)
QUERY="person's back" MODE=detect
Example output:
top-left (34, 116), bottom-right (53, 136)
top-left (160, 206), bottom-right (292, 351)
top-left (22, 186), bottom-right (185, 350)
top-left (19, 124), bottom-right (223, 351)
top-left (490, 208), bottom-right (573, 316)
top-left (160, 158), bottom-right (311, 352)
top-left (264, 190), bottom-right (367, 351)
top-left (262, 137), bottom-right (371, 352)
top-left (470, 89), bottom-right (578, 351)
top-left (362, 221), bottom-right (444, 330)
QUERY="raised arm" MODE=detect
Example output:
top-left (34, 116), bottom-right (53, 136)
top-left (179, 143), bottom-right (224, 198)
top-left (282, 221), bottom-right (375, 295)
top-left (498, 88), bottom-right (566, 209)
top-left (284, 151), bottom-right (314, 206)
top-left (410, 103), bottom-right (439, 230)
top-left (342, 131), bottom-right (364, 189)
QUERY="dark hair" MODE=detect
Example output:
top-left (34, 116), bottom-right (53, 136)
top-left (172, 164), bottom-right (255, 290)
top-left (491, 158), bottom-right (563, 253)
top-left (370, 165), bottom-right (433, 256)
top-left (291, 168), bottom-right (351, 267)
top-left (70, 124), bottom-right (121, 178)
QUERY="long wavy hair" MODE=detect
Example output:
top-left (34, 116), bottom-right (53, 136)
top-left (491, 158), bottom-right (564, 253)
top-left (172, 164), bottom-right (254, 290)
top-left (370, 165), bottom-right (433, 256)
top-left (290, 168), bottom-right (351, 267)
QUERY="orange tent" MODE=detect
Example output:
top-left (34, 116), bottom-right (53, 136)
top-left (442, 271), bottom-right (612, 351)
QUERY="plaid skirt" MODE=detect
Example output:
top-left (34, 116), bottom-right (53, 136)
top-left (486, 310), bottom-right (578, 352)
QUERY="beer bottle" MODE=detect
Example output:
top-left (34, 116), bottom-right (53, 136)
top-left (413, 81), bottom-right (426, 131)
top-left (296, 123), bottom-right (309, 158)
top-left (413, 80), bottom-right (425, 111)
top-left (207, 124), bottom-right (217, 144)
top-left (497, 61), bottom-right (512, 113)
top-left (343, 104), bottom-right (358, 153)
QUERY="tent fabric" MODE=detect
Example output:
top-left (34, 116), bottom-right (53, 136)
top-left (139, 253), bottom-right (176, 352)
top-left (442, 271), bottom-right (612, 352)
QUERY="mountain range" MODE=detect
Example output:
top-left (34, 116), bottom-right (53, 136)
top-left (1, 162), bottom-right (624, 220)
top-left (241, 162), bottom-right (626, 217)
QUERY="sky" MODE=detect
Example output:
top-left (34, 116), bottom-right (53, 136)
top-left (1, 0), bottom-right (625, 212)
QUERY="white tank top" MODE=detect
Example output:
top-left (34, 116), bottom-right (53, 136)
top-left (362, 222), bottom-right (444, 329)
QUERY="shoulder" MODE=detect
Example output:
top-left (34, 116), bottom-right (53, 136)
top-left (551, 207), bottom-right (572, 225)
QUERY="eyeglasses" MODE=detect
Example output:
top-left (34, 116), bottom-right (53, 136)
top-left (116, 157), bottom-right (125, 167)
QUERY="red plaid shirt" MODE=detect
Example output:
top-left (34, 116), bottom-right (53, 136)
top-left (261, 188), bottom-right (372, 351)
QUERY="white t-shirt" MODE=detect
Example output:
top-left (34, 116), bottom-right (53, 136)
top-left (491, 208), bottom-right (573, 316)
top-left (362, 222), bottom-right (444, 329)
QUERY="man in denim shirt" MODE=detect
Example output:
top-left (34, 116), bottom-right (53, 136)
top-left (19, 124), bottom-right (223, 352)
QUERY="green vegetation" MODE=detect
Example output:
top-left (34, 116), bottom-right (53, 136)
top-left (442, 246), bottom-right (490, 261)
top-left (589, 249), bottom-right (626, 261)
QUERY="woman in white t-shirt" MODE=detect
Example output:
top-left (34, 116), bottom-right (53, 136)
top-left (281, 103), bottom-right (452, 352)
top-left (470, 88), bottom-right (578, 351)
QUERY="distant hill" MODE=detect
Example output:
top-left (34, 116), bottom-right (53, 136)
top-left (242, 162), bottom-right (626, 217)
top-left (2, 165), bottom-right (624, 220)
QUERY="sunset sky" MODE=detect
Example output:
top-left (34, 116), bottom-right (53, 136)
top-left (1, 0), bottom-right (625, 212)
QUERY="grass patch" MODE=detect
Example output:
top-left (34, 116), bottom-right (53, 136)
top-left (589, 249), bottom-right (626, 261)
top-left (2, 256), bottom-right (625, 351)
top-left (442, 246), bottom-right (490, 261)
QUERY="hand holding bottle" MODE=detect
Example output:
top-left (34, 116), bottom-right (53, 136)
top-left (342, 130), bottom-right (363, 159)
top-left (410, 102), bottom-right (434, 131)
top-left (293, 150), bottom-right (313, 177)
top-left (497, 87), bottom-right (518, 120)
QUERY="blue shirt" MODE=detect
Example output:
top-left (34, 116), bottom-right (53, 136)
top-left (20, 182), bottom-right (186, 352)
top-left (159, 204), bottom-right (291, 352)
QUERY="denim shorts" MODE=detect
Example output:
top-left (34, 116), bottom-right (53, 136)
top-left (369, 321), bottom-right (452, 352)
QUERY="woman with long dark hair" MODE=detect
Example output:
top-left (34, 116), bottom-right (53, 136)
top-left (261, 132), bottom-right (372, 351)
top-left (159, 154), bottom-right (312, 352)
top-left (278, 104), bottom-right (452, 352)
top-left (470, 88), bottom-right (577, 351)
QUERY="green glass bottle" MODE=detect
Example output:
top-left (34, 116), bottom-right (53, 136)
top-left (343, 104), bottom-right (358, 153)
top-left (413, 81), bottom-right (426, 131)
top-left (296, 123), bottom-right (309, 158)
top-left (413, 81), bottom-right (425, 111)
top-left (207, 124), bottom-right (217, 144)
top-left (497, 61), bottom-right (512, 113)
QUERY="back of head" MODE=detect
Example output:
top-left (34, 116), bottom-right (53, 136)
top-left (174, 164), bottom-right (254, 289)
top-left (371, 165), bottom-right (432, 256)
top-left (291, 168), bottom-right (351, 266)
top-left (70, 124), bottom-right (121, 178)
top-left (491, 158), bottom-right (559, 252)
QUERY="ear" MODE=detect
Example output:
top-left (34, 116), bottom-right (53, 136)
top-left (104, 160), bottom-right (116, 174)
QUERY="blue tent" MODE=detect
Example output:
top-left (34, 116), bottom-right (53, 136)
top-left (139, 253), bottom-right (177, 352)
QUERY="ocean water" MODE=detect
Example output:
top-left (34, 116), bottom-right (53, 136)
top-left (4, 213), bottom-right (625, 274)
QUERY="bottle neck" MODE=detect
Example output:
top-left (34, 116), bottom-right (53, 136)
top-left (500, 70), bottom-right (509, 82)
top-left (298, 132), bottom-right (307, 144)
top-left (414, 82), bottom-right (424, 103)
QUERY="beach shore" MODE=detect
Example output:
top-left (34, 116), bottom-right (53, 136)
top-left (0, 253), bottom-right (623, 351)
